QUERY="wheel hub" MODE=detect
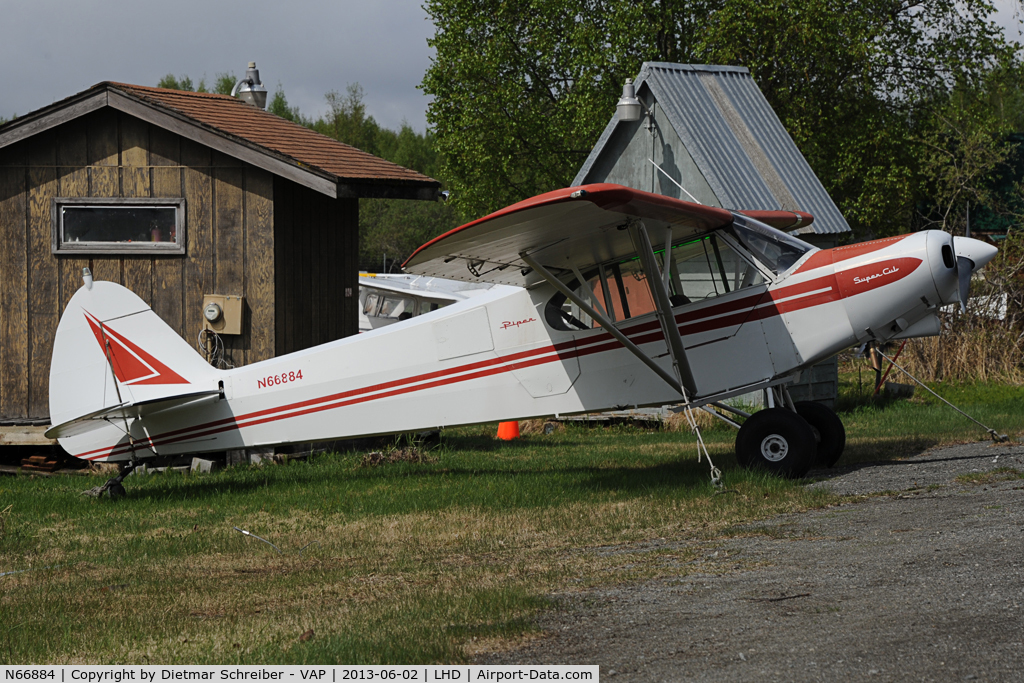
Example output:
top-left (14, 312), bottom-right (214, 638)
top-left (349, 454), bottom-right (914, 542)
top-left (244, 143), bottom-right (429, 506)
top-left (759, 433), bottom-right (789, 462)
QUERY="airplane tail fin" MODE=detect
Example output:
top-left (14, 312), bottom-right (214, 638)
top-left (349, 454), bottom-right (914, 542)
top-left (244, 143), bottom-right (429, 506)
top-left (47, 276), bottom-right (222, 444)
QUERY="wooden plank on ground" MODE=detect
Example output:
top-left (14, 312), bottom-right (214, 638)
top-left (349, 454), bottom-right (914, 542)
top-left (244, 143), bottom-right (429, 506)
top-left (120, 114), bottom-right (153, 305)
top-left (0, 425), bottom-right (56, 446)
top-left (27, 132), bottom-right (59, 419)
top-left (0, 143), bottom-right (29, 420)
top-left (150, 127), bottom-right (184, 336)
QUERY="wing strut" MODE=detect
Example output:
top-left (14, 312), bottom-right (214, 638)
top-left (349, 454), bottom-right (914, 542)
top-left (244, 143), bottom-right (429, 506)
top-left (518, 251), bottom-right (687, 399)
top-left (628, 221), bottom-right (698, 397)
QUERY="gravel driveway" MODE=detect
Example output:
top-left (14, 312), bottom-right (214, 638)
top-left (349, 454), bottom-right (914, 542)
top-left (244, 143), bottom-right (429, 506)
top-left (478, 441), bottom-right (1024, 681)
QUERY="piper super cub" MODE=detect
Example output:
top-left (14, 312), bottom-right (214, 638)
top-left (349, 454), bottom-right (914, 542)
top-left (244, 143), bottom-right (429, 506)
top-left (46, 183), bottom-right (997, 497)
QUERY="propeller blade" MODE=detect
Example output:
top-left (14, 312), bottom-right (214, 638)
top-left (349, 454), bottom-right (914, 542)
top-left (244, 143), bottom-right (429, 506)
top-left (956, 255), bottom-right (974, 313)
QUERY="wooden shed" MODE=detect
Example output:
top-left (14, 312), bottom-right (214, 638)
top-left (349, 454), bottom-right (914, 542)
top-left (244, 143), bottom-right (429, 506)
top-left (0, 82), bottom-right (439, 428)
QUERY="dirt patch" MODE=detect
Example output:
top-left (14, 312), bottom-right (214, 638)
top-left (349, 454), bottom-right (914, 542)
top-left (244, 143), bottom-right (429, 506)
top-left (662, 408), bottom-right (719, 432)
top-left (520, 420), bottom-right (564, 436)
top-left (477, 441), bottom-right (1024, 681)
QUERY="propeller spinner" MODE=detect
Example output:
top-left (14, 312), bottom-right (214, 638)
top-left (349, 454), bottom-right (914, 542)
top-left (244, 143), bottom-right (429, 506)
top-left (952, 236), bottom-right (999, 312)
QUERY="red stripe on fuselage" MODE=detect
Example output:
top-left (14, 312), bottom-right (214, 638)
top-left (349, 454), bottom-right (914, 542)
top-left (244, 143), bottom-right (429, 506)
top-left (793, 234), bottom-right (912, 274)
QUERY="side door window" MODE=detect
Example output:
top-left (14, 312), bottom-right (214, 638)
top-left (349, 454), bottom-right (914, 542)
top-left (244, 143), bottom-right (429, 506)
top-left (362, 292), bottom-right (381, 317)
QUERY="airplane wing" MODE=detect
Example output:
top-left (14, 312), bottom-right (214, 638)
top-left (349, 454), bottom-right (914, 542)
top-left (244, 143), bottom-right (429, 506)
top-left (45, 389), bottom-right (221, 440)
top-left (358, 276), bottom-right (465, 303)
top-left (403, 183), bottom-right (811, 287)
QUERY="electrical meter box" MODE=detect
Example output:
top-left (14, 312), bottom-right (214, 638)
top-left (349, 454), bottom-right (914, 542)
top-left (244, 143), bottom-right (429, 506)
top-left (202, 294), bottom-right (244, 335)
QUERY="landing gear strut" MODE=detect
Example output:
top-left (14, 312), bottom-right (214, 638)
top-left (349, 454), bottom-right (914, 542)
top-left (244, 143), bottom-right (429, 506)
top-left (81, 461), bottom-right (136, 500)
top-left (734, 386), bottom-right (846, 478)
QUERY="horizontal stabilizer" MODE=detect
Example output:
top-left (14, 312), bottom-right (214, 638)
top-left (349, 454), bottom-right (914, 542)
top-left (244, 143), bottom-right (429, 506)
top-left (45, 389), bottom-right (221, 440)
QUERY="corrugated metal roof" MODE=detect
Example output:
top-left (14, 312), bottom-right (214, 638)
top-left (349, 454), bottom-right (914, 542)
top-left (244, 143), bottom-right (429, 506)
top-left (574, 63), bottom-right (849, 235)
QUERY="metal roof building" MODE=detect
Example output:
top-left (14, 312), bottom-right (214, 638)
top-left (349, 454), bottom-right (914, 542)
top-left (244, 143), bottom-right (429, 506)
top-left (573, 62), bottom-right (850, 238)
top-left (574, 62), bottom-right (849, 406)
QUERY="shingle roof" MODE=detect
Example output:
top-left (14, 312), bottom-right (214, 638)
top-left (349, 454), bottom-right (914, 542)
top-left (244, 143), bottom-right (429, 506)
top-left (107, 82), bottom-right (434, 186)
top-left (0, 81), bottom-right (438, 198)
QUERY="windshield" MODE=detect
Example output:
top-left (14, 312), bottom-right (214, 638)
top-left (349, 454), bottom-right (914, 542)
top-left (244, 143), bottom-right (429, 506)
top-left (729, 213), bottom-right (814, 276)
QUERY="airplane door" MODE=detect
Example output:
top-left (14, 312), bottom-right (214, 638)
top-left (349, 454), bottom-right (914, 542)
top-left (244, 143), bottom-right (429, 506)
top-left (488, 292), bottom-right (581, 398)
top-left (682, 290), bottom-right (776, 395)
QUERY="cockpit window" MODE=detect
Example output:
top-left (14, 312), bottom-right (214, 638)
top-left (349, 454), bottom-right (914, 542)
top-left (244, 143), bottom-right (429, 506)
top-left (729, 214), bottom-right (814, 276)
top-left (544, 217), bottom-right (812, 332)
top-left (671, 233), bottom-right (763, 301)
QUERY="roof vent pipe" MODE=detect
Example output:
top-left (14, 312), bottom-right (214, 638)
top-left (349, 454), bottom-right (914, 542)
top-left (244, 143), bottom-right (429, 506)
top-left (231, 62), bottom-right (268, 109)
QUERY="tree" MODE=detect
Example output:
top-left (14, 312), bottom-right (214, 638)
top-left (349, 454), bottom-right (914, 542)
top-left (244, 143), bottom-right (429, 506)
top-left (268, 86), bottom-right (304, 123)
top-left (157, 72), bottom-right (237, 95)
top-left (300, 84), bottom-right (459, 269)
top-left (310, 84), bottom-right (385, 157)
top-left (423, 0), bottom-right (1022, 235)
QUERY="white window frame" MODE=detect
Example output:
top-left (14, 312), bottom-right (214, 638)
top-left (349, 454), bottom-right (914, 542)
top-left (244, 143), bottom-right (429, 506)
top-left (51, 197), bottom-right (186, 256)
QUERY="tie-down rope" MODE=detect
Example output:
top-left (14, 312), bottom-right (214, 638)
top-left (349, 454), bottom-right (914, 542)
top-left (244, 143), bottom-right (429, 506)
top-left (876, 349), bottom-right (1008, 443)
top-left (679, 401), bottom-right (722, 487)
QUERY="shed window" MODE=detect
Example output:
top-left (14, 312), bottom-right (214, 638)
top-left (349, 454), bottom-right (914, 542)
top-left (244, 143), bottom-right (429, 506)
top-left (52, 198), bottom-right (185, 255)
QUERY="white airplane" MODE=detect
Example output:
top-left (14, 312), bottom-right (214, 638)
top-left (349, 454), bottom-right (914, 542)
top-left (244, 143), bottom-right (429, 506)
top-left (45, 183), bottom-right (997, 497)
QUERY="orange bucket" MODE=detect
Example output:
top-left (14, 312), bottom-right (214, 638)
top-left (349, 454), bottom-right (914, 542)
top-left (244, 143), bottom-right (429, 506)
top-left (496, 421), bottom-right (520, 440)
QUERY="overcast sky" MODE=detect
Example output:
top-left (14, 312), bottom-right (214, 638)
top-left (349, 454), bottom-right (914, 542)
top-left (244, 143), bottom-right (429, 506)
top-left (1, 0), bottom-right (438, 131)
top-left (2, 0), bottom-right (1023, 135)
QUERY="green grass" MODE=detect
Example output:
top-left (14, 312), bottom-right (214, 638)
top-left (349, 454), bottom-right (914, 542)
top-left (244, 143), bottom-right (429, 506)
top-left (1, 379), bottom-right (1021, 664)
top-left (836, 365), bottom-right (1024, 464)
top-left (955, 467), bottom-right (1024, 485)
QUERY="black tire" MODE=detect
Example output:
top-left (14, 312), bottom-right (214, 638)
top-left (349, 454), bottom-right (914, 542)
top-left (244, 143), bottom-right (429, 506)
top-left (106, 481), bottom-right (127, 500)
top-left (735, 408), bottom-right (816, 479)
top-left (794, 401), bottom-right (846, 468)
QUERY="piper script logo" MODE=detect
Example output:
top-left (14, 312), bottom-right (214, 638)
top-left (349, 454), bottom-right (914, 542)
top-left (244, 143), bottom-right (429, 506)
top-left (500, 318), bottom-right (537, 330)
top-left (853, 266), bottom-right (899, 286)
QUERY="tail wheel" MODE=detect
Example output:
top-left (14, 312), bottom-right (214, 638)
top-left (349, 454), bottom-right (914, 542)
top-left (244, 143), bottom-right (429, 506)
top-left (794, 401), bottom-right (846, 468)
top-left (735, 408), bottom-right (816, 479)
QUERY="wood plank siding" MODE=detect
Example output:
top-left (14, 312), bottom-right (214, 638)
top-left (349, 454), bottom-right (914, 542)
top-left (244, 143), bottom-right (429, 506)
top-left (273, 178), bottom-right (358, 356)
top-left (0, 109), bottom-right (280, 422)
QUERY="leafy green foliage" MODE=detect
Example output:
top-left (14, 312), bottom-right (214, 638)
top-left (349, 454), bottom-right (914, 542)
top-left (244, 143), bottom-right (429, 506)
top-left (157, 72), bottom-right (237, 95)
top-left (303, 84), bottom-right (459, 270)
top-left (267, 86), bottom-right (303, 123)
top-left (423, 0), bottom-right (1023, 237)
